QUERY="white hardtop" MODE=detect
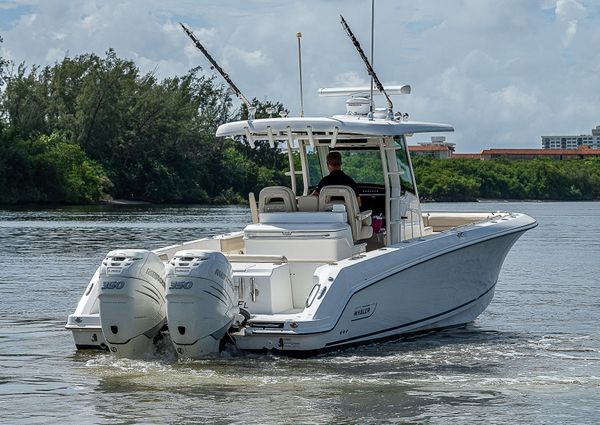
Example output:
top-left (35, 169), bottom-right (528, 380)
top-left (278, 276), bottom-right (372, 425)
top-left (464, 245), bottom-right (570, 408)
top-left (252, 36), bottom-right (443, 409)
top-left (216, 115), bottom-right (453, 140)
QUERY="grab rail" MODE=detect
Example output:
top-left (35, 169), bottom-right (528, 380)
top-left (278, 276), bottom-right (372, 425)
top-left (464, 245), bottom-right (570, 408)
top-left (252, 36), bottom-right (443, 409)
top-left (225, 254), bottom-right (288, 264)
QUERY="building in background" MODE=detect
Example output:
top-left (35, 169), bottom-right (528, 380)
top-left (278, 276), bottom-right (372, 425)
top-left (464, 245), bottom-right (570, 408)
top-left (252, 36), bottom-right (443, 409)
top-left (541, 125), bottom-right (600, 149)
top-left (452, 153), bottom-right (480, 159)
top-left (408, 146), bottom-right (600, 161)
top-left (409, 131), bottom-right (600, 160)
top-left (408, 136), bottom-right (455, 159)
top-left (480, 147), bottom-right (600, 160)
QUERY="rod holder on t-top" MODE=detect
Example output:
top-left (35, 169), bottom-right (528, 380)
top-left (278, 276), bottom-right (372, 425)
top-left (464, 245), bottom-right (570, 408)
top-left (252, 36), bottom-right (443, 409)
top-left (340, 15), bottom-right (394, 121)
top-left (179, 22), bottom-right (256, 120)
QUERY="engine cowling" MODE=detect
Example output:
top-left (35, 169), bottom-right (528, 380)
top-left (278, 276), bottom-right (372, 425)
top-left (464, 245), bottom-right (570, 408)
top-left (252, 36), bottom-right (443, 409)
top-left (166, 250), bottom-right (238, 358)
top-left (97, 249), bottom-right (167, 358)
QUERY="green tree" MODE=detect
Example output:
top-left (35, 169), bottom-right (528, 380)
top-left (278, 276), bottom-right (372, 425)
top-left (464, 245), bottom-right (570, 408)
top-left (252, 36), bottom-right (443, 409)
top-left (0, 50), bottom-right (245, 203)
top-left (0, 129), bottom-right (107, 203)
top-left (412, 156), bottom-right (600, 201)
top-left (32, 131), bottom-right (108, 203)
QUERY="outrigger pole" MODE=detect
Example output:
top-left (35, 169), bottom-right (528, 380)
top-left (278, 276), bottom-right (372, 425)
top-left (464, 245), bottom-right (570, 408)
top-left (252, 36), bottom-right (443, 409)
top-left (369, 0), bottom-right (375, 119)
top-left (339, 15), bottom-right (394, 120)
top-left (179, 22), bottom-right (255, 119)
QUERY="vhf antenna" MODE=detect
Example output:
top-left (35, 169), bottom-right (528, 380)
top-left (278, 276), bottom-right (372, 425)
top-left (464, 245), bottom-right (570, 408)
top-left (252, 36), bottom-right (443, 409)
top-left (179, 22), bottom-right (256, 119)
top-left (340, 15), bottom-right (394, 120)
top-left (296, 32), bottom-right (305, 118)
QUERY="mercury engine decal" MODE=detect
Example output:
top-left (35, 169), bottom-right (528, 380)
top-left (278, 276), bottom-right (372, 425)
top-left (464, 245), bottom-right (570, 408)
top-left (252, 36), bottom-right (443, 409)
top-left (214, 268), bottom-right (233, 287)
top-left (146, 268), bottom-right (166, 288)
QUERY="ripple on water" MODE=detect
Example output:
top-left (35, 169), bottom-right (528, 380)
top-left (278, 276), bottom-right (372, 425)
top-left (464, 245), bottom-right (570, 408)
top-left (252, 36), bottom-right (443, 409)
top-left (1, 202), bottom-right (600, 424)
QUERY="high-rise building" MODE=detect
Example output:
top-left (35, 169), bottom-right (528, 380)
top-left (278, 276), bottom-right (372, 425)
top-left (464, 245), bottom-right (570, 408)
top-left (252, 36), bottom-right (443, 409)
top-left (541, 125), bottom-right (600, 149)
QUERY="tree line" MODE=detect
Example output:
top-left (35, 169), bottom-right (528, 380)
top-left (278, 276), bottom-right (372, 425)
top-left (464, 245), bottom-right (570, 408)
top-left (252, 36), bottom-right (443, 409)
top-left (410, 156), bottom-right (600, 201)
top-left (1, 40), bottom-right (599, 204)
top-left (335, 152), bottom-right (600, 201)
top-left (0, 42), bottom-right (287, 205)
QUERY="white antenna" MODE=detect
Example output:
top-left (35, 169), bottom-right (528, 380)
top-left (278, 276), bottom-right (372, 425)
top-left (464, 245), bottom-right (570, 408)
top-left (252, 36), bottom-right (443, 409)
top-left (297, 32), bottom-right (305, 117)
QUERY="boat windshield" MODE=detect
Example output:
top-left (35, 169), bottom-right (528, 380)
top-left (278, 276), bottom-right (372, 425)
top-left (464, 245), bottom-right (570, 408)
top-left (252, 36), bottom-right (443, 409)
top-left (339, 149), bottom-right (384, 185)
top-left (307, 146), bottom-right (384, 187)
top-left (393, 136), bottom-right (415, 193)
top-left (306, 146), bottom-right (323, 187)
top-left (305, 140), bottom-right (415, 194)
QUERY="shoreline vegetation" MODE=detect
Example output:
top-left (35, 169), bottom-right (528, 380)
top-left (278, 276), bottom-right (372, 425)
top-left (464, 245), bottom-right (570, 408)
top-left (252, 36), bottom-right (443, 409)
top-left (0, 47), bottom-right (289, 206)
top-left (410, 156), bottom-right (600, 202)
top-left (1, 46), bottom-right (599, 206)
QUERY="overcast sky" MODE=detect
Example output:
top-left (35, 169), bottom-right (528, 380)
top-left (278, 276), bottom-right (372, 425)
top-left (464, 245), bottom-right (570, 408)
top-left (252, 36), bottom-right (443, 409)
top-left (1, 0), bottom-right (599, 152)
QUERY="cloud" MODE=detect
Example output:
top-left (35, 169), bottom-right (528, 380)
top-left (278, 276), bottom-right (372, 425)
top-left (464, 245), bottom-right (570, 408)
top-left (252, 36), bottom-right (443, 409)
top-left (0, 0), bottom-right (600, 152)
top-left (45, 47), bottom-right (66, 62)
top-left (0, 2), bottom-right (20, 10)
top-left (333, 71), bottom-right (369, 87)
top-left (223, 46), bottom-right (267, 68)
top-left (563, 20), bottom-right (578, 46)
top-left (555, 0), bottom-right (586, 20)
top-left (492, 85), bottom-right (540, 120)
top-left (555, 0), bottom-right (587, 47)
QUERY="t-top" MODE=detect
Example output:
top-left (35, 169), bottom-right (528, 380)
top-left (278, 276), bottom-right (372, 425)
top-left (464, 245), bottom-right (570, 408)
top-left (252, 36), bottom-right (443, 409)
top-left (316, 170), bottom-right (359, 196)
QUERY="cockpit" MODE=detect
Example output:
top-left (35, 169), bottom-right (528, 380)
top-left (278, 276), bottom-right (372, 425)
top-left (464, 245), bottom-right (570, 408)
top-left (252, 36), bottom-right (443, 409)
top-left (304, 136), bottom-right (416, 218)
top-left (215, 115), bottom-right (454, 247)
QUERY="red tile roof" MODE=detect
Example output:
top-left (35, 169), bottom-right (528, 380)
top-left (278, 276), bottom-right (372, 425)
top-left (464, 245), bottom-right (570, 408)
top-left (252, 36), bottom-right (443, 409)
top-left (481, 148), bottom-right (600, 155)
top-left (408, 145), bottom-right (452, 151)
top-left (452, 153), bottom-right (480, 158)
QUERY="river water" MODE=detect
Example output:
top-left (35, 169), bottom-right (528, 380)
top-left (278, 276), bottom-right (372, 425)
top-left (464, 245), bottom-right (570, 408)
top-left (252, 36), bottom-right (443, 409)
top-left (0, 202), bottom-right (598, 424)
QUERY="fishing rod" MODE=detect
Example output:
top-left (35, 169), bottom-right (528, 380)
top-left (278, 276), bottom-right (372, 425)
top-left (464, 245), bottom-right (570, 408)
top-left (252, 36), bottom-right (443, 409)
top-left (339, 15), bottom-right (393, 118)
top-left (179, 22), bottom-right (255, 117)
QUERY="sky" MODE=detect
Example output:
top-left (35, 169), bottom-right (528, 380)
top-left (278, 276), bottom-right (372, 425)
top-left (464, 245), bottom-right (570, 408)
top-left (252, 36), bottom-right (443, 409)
top-left (1, 0), bottom-right (599, 152)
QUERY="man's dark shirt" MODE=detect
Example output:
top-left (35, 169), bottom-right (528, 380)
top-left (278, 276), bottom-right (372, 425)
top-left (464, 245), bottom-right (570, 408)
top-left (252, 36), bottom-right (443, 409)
top-left (316, 169), bottom-right (359, 196)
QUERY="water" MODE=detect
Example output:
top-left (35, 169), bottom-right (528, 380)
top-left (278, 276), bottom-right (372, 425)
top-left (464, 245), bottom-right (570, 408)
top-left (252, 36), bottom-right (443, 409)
top-left (0, 202), bottom-right (598, 424)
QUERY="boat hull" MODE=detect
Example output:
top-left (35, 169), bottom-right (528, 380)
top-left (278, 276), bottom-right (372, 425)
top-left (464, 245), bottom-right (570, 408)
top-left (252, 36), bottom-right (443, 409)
top-left (65, 314), bottom-right (107, 350)
top-left (66, 211), bottom-right (536, 357)
top-left (233, 218), bottom-right (533, 354)
top-left (65, 268), bottom-right (107, 350)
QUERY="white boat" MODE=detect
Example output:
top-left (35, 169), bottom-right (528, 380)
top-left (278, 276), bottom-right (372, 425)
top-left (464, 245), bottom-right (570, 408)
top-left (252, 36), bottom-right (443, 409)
top-left (66, 16), bottom-right (536, 358)
top-left (66, 99), bottom-right (537, 357)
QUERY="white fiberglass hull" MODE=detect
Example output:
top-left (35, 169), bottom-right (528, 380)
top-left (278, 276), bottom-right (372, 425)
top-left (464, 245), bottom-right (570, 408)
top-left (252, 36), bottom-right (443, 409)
top-left (66, 212), bottom-right (535, 357)
top-left (65, 268), bottom-right (108, 350)
top-left (65, 314), bottom-right (106, 350)
top-left (232, 213), bottom-right (536, 354)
